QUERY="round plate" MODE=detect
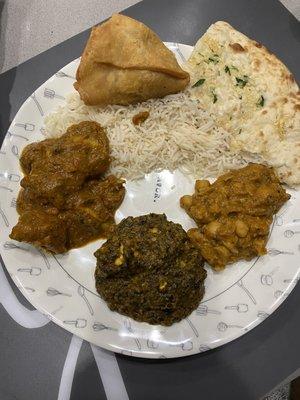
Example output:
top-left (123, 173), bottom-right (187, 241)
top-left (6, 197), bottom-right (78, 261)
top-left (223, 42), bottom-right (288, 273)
top-left (1, 43), bottom-right (299, 359)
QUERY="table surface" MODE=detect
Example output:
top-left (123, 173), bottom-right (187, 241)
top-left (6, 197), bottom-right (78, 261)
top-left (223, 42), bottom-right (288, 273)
top-left (1, 0), bottom-right (299, 74)
top-left (0, 0), bottom-right (300, 399)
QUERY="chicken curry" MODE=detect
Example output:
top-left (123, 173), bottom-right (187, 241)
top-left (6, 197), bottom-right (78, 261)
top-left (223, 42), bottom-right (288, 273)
top-left (10, 121), bottom-right (125, 253)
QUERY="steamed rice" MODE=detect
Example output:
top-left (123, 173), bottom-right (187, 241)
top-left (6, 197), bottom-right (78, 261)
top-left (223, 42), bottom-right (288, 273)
top-left (44, 90), bottom-right (260, 180)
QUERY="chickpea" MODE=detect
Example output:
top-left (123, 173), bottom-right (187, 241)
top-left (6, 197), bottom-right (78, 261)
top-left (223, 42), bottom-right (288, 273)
top-left (253, 238), bottom-right (266, 255)
top-left (235, 220), bottom-right (249, 238)
top-left (159, 281), bottom-right (167, 291)
top-left (187, 228), bottom-right (202, 241)
top-left (216, 245), bottom-right (230, 259)
top-left (205, 220), bottom-right (221, 237)
top-left (223, 240), bottom-right (238, 254)
top-left (114, 255), bottom-right (124, 266)
top-left (180, 195), bottom-right (193, 209)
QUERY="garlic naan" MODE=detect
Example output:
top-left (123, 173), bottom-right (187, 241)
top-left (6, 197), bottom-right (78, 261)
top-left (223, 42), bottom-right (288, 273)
top-left (186, 21), bottom-right (300, 186)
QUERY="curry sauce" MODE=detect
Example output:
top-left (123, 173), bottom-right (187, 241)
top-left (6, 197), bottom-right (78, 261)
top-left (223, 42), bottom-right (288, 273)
top-left (10, 121), bottom-right (125, 253)
top-left (181, 164), bottom-right (290, 270)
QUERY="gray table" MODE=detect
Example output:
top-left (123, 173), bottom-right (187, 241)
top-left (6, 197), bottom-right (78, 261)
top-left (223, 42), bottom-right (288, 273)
top-left (0, 1), bottom-right (299, 399)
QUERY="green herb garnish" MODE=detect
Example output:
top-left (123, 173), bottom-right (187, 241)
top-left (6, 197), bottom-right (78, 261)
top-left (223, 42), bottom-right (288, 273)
top-left (224, 65), bottom-right (231, 75)
top-left (192, 78), bottom-right (205, 88)
top-left (225, 65), bottom-right (238, 75)
top-left (235, 75), bottom-right (248, 88)
top-left (208, 56), bottom-right (219, 64)
top-left (212, 91), bottom-right (217, 103)
top-left (257, 95), bottom-right (265, 107)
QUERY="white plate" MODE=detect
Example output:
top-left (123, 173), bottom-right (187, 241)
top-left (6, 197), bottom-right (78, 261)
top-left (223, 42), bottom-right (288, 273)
top-left (1, 43), bottom-right (300, 359)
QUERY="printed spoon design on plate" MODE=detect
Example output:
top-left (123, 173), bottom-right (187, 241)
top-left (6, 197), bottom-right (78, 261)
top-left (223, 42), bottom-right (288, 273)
top-left (225, 303), bottom-right (249, 313)
top-left (47, 287), bottom-right (72, 297)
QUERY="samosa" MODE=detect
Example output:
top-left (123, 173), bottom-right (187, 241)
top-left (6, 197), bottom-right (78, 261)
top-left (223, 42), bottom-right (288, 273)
top-left (74, 14), bottom-right (190, 106)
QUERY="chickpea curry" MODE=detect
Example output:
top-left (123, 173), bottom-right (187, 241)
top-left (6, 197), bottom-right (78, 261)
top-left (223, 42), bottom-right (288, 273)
top-left (180, 164), bottom-right (290, 270)
top-left (10, 121), bottom-right (125, 253)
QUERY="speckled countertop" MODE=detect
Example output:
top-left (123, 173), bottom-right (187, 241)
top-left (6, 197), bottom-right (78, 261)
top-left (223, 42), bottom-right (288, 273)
top-left (0, 0), bottom-right (141, 73)
top-left (0, 0), bottom-right (299, 73)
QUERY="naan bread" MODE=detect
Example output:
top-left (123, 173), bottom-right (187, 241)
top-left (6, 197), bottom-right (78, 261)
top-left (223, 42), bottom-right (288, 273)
top-left (186, 21), bottom-right (300, 186)
top-left (74, 14), bottom-right (189, 106)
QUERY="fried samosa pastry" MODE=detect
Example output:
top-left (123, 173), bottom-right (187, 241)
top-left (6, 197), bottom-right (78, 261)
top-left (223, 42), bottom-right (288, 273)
top-left (74, 14), bottom-right (190, 106)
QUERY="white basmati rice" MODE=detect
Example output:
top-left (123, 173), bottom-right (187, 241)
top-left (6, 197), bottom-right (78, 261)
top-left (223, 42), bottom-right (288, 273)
top-left (44, 90), bottom-right (258, 180)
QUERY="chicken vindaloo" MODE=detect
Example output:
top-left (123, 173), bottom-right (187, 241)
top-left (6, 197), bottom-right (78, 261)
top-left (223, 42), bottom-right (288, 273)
top-left (10, 121), bottom-right (125, 253)
top-left (180, 164), bottom-right (290, 270)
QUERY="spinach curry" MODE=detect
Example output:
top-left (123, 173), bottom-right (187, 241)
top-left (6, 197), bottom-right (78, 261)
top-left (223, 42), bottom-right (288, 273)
top-left (94, 214), bottom-right (207, 326)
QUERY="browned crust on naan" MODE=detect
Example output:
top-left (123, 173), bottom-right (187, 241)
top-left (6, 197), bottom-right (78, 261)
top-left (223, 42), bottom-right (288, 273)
top-left (187, 21), bottom-right (300, 185)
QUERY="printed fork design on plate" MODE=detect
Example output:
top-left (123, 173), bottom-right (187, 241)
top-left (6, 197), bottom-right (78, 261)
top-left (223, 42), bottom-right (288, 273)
top-left (186, 317), bottom-right (199, 337)
top-left (0, 172), bottom-right (20, 182)
top-left (38, 250), bottom-right (51, 269)
top-left (196, 304), bottom-right (221, 316)
top-left (225, 303), bottom-right (249, 313)
top-left (199, 344), bottom-right (211, 352)
top-left (0, 203), bottom-right (9, 227)
top-left (17, 267), bottom-right (41, 276)
top-left (63, 318), bottom-right (87, 328)
top-left (30, 92), bottom-right (44, 116)
top-left (169, 340), bottom-right (194, 351)
top-left (55, 71), bottom-right (76, 79)
top-left (237, 280), bottom-right (257, 304)
top-left (257, 311), bottom-right (270, 320)
top-left (7, 131), bottom-right (29, 141)
top-left (44, 88), bottom-right (65, 100)
top-left (15, 122), bottom-right (35, 131)
top-left (274, 290), bottom-right (288, 299)
top-left (123, 319), bottom-right (142, 350)
top-left (274, 204), bottom-right (291, 226)
top-left (217, 321), bottom-right (243, 332)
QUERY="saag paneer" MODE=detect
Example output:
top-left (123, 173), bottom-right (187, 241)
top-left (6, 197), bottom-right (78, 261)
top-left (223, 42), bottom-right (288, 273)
top-left (94, 214), bottom-right (207, 326)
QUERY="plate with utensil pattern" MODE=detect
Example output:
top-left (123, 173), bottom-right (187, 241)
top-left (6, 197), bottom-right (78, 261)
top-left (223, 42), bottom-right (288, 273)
top-left (1, 43), bottom-right (300, 358)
